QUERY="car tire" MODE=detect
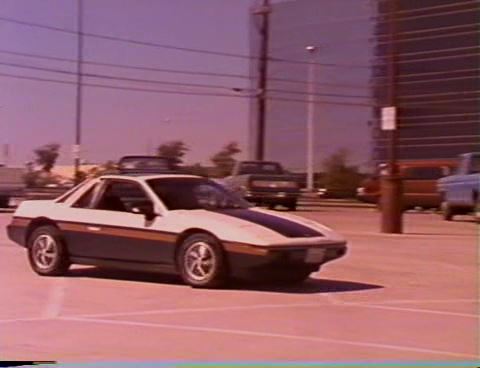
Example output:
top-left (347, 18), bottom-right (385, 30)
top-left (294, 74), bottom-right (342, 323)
top-left (441, 201), bottom-right (455, 221)
top-left (177, 233), bottom-right (228, 288)
top-left (286, 200), bottom-right (297, 211)
top-left (27, 225), bottom-right (70, 276)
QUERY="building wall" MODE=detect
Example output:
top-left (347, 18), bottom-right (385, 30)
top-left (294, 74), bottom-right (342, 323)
top-left (373, 0), bottom-right (480, 162)
top-left (249, 0), bottom-right (375, 172)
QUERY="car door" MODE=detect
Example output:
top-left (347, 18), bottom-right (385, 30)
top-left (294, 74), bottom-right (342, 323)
top-left (64, 178), bottom-right (175, 265)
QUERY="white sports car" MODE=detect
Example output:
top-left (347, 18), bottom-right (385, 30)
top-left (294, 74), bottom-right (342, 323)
top-left (7, 174), bottom-right (347, 288)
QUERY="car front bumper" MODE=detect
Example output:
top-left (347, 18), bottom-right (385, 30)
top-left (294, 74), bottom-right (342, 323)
top-left (244, 191), bottom-right (300, 203)
top-left (226, 241), bottom-right (347, 278)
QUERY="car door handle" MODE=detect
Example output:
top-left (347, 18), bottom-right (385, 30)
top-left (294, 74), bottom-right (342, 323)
top-left (87, 226), bottom-right (102, 232)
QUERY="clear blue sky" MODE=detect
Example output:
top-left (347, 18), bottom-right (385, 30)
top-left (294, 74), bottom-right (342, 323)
top-left (0, 0), bottom-right (373, 170)
top-left (0, 0), bottom-right (253, 166)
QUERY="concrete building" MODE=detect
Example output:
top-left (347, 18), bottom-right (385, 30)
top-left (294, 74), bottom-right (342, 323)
top-left (372, 0), bottom-right (480, 163)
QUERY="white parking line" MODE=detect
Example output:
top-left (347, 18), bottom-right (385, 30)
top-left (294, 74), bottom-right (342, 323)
top-left (358, 298), bottom-right (478, 305)
top-left (341, 302), bottom-right (478, 319)
top-left (67, 301), bottom-right (332, 319)
top-left (41, 278), bottom-right (68, 319)
top-left (60, 316), bottom-right (478, 359)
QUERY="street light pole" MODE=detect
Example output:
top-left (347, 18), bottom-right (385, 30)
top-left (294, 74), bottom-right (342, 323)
top-left (306, 45), bottom-right (317, 192)
top-left (73, 0), bottom-right (84, 184)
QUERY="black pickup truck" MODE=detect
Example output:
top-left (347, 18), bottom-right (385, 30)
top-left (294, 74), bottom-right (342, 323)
top-left (223, 161), bottom-right (300, 210)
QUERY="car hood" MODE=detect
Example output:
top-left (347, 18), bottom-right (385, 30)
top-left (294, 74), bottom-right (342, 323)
top-left (167, 207), bottom-right (344, 246)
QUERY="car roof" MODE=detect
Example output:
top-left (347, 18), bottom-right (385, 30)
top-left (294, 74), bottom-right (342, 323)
top-left (99, 174), bottom-right (203, 181)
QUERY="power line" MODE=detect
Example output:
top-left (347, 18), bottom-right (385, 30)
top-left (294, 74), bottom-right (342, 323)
top-left (268, 88), bottom-right (371, 99)
top-left (0, 15), bottom-right (370, 69)
top-left (0, 49), bottom-right (370, 89)
top-left (0, 60), bottom-right (373, 99)
top-left (0, 60), bottom-right (251, 91)
top-left (0, 71), bottom-right (376, 107)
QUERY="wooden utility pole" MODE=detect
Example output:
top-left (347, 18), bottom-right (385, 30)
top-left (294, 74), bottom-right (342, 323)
top-left (74, 0), bottom-right (84, 184)
top-left (380, 0), bottom-right (403, 233)
top-left (254, 0), bottom-right (270, 161)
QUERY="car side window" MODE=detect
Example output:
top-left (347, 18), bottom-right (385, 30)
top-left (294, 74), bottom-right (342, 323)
top-left (72, 184), bottom-right (98, 208)
top-left (94, 181), bottom-right (152, 213)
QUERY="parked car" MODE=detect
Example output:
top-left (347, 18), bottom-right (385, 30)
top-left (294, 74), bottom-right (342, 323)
top-left (223, 161), bottom-right (301, 210)
top-left (437, 153), bottom-right (480, 221)
top-left (0, 165), bottom-right (26, 208)
top-left (117, 155), bottom-right (179, 174)
top-left (7, 173), bottom-right (347, 288)
top-left (357, 160), bottom-right (456, 210)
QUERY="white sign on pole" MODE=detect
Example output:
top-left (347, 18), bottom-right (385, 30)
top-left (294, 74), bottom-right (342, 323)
top-left (72, 144), bottom-right (81, 159)
top-left (381, 106), bottom-right (397, 131)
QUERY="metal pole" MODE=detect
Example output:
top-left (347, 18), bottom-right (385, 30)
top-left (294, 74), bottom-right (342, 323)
top-left (74, 0), bottom-right (84, 184)
top-left (306, 46), bottom-right (317, 192)
top-left (255, 0), bottom-right (270, 161)
top-left (380, 0), bottom-right (403, 233)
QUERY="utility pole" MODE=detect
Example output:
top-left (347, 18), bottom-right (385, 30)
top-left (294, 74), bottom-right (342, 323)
top-left (305, 46), bottom-right (317, 192)
top-left (254, 0), bottom-right (271, 161)
top-left (380, 0), bottom-right (403, 233)
top-left (73, 0), bottom-right (84, 184)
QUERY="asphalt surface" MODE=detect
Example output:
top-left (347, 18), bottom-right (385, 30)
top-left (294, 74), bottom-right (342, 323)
top-left (0, 208), bottom-right (478, 363)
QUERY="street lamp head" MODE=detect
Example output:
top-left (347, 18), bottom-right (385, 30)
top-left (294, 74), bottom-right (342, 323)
top-left (305, 45), bottom-right (317, 53)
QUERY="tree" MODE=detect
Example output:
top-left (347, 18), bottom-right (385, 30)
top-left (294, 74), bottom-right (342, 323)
top-left (210, 142), bottom-right (241, 177)
top-left (34, 143), bottom-right (60, 172)
top-left (322, 149), bottom-right (363, 198)
top-left (88, 160), bottom-right (117, 178)
top-left (157, 140), bottom-right (189, 166)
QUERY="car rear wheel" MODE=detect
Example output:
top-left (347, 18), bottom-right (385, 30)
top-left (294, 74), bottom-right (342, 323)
top-left (28, 225), bottom-right (70, 276)
top-left (177, 233), bottom-right (228, 288)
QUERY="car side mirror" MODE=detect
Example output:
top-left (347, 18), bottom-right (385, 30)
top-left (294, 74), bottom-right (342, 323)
top-left (131, 202), bottom-right (157, 221)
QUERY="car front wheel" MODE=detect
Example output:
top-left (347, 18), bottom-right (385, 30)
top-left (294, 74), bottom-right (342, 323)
top-left (177, 233), bottom-right (228, 288)
top-left (440, 201), bottom-right (455, 221)
top-left (28, 225), bottom-right (70, 276)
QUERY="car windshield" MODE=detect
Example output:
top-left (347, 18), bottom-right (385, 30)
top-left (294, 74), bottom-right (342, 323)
top-left (119, 157), bottom-right (172, 171)
top-left (238, 162), bottom-right (283, 175)
top-left (147, 178), bottom-right (252, 210)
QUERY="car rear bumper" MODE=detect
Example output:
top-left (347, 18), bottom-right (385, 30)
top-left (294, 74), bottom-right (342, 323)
top-left (6, 224), bottom-right (26, 247)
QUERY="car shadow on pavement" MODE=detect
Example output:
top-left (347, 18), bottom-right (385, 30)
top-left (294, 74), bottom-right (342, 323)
top-left (232, 278), bottom-right (383, 294)
top-left (66, 267), bottom-right (382, 294)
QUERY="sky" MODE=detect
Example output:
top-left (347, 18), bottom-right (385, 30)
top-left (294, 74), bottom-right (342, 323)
top-left (0, 0), bottom-right (373, 170)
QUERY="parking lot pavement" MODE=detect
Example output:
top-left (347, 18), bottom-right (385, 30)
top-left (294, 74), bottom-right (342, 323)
top-left (0, 208), bottom-right (478, 362)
